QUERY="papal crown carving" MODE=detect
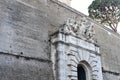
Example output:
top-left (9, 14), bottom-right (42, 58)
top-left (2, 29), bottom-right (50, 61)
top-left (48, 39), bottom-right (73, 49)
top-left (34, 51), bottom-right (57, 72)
top-left (60, 18), bottom-right (95, 43)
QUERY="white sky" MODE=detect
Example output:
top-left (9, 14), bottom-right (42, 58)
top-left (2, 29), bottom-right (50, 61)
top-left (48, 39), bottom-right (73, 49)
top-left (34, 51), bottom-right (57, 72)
top-left (71, 0), bottom-right (94, 15)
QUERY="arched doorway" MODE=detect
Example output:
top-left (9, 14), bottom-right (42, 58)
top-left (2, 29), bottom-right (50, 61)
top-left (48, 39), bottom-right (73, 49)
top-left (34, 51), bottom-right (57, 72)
top-left (77, 61), bottom-right (92, 80)
top-left (77, 64), bottom-right (86, 80)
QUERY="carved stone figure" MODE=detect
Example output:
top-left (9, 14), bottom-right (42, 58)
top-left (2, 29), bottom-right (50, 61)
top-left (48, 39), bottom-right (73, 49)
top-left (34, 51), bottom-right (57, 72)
top-left (63, 18), bottom-right (78, 35)
top-left (61, 18), bottom-right (95, 43)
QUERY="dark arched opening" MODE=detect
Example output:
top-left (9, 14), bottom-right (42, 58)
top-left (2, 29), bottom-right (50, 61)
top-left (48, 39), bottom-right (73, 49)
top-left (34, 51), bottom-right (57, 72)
top-left (77, 64), bottom-right (86, 80)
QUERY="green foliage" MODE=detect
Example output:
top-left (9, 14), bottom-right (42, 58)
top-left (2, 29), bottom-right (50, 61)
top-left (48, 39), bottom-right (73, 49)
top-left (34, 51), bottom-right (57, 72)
top-left (88, 0), bottom-right (120, 32)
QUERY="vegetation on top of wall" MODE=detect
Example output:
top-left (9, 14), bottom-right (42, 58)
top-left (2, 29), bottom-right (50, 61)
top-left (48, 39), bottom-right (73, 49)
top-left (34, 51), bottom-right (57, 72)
top-left (88, 0), bottom-right (120, 32)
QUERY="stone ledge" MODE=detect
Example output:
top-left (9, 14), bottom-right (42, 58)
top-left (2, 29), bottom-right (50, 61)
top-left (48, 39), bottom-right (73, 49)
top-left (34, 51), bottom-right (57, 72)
top-left (102, 68), bottom-right (120, 76)
top-left (0, 52), bottom-right (51, 63)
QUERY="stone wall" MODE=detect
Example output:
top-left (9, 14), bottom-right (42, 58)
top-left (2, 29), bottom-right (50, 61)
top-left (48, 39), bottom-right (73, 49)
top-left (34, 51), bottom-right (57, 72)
top-left (0, 0), bottom-right (120, 80)
top-left (0, 0), bottom-right (53, 79)
top-left (0, 52), bottom-right (53, 80)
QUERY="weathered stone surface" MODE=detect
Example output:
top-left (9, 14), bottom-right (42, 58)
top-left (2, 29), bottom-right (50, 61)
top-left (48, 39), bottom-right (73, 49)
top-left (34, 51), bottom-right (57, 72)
top-left (0, 0), bottom-right (51, 59)
top-left (0, 53), bottom-right (53, 80)
top-left (0, 0), bottom-right (120, 80)
top-left (103, 72), bottom-right (120, 80)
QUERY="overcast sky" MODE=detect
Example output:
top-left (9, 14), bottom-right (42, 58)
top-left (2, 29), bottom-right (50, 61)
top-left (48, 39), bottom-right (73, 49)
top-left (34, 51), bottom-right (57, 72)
top-left (71, 0), bottom-right (94, 15)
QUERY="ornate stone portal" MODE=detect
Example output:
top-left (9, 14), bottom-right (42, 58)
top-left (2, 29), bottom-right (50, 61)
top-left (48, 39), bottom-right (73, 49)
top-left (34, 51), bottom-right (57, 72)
top-left (51, 18), bottom-right (103, 80)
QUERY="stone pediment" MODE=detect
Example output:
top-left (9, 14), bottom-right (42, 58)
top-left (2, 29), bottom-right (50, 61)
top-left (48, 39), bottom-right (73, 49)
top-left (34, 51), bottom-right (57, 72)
top-left (59, 18), bottom-right (95, 43)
